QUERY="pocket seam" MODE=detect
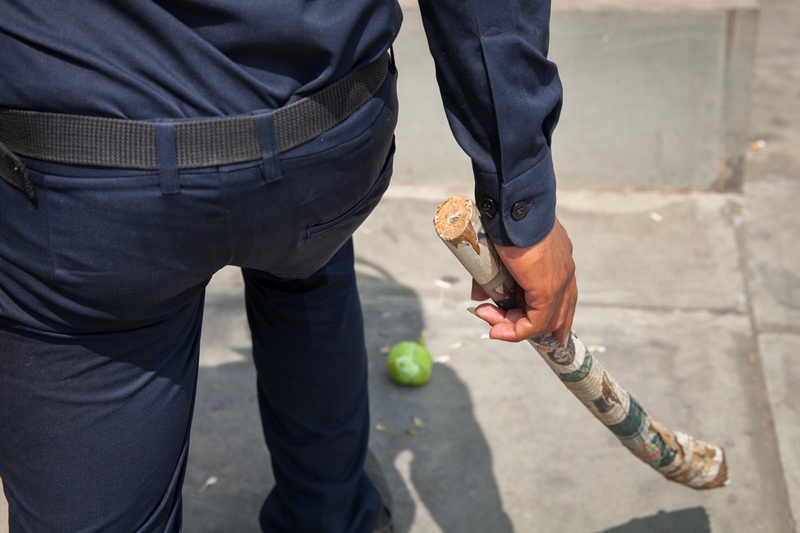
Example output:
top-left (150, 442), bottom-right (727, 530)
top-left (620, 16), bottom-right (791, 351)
top-left (306, 140), bottom-right (394, 238)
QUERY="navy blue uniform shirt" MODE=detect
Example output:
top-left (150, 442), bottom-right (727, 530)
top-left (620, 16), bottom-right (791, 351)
top-left (0, 0), bottom-right (562, 247)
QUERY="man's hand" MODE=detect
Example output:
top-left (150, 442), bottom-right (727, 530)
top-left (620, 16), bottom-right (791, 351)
top-left (472, 218), bottom-right (577, 344)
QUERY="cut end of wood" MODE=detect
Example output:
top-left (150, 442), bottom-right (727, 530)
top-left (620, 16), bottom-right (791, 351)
top-left (434, 195), bottom-right (481, 256)
top-left (434, 195), bottom-right (473, 241)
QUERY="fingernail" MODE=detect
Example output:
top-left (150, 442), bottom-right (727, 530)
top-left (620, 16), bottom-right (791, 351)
top-left (466, 307), bottom-right (477, 316)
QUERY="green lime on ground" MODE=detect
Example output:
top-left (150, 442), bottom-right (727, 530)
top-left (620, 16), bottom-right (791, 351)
top-left (386, 334), bottom-right (433, 386)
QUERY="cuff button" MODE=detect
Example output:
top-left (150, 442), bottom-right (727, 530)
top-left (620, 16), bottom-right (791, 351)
top-left (479, 198), bottom-right (497, 218)
top-left (511, 201), bottom-right (531, 221)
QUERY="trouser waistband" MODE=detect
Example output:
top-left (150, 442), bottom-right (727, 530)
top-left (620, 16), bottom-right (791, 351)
top-left (0, 53), bottom-right (390, 198)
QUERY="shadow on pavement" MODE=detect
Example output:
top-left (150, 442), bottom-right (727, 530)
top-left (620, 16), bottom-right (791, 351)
top-left (598, 507), bottom-right (711, 533)
top-left (181, 263), bottom-right (512, 532)
top-left (182, 352), bottom-right (272, 532)
top-left (357, 257), bottom-right (512, 533)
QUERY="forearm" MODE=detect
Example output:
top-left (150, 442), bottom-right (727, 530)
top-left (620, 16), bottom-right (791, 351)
top-left (418, 0), bottom-right (563, 247)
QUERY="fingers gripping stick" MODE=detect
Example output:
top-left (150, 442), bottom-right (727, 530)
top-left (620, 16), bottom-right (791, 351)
top-left (433, 195), bottom-right (728, 490)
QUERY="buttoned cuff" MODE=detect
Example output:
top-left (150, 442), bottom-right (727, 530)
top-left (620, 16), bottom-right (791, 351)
top-left (473, 151), bottom-right (557, 248)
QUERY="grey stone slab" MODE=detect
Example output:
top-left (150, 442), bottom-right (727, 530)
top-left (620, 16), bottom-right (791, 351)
top-left (559, 190), bottom-right (748, 312)
top-left (183, 189), bottom-right (777, 532)
top-left (719, 7), bottom-right (760, 191)
top-left (759, 333), bottom-right (800, 528)
top-left (1, 253), bottom-right (789, 533)
top-left (196, 265), bottom-right (253, 368)
top-left (182, 269), bottom-right (266, 533)
top-left (356, 190), bottom-right (749, 313)
top-left (366, 295), bottom-right (793, 533)
top-left (558, 306), bottom-right (792, 533)
top-left (743, 175), bottom-right (800, 332)
top-left (392, 4), bottom-right (758, 191)
top-left (745, 0), bottom-right (800, 180)
top-left (564, 0), bottom-right (757, 9)
top-left (353, 192), bottom-right (474, 303)
top-left (353, 191), bottom-right (789, 531)
top-left (549, 10), bottom-right (729, 190)
top-left (390, 7), bottom-right (472, 187)
top-left (398, 0), bottom-right (761, 9)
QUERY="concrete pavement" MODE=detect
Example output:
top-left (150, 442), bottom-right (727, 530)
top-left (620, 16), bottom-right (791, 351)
top-left (178, 2), bottom-right (800, 531)
top-left (2, 0), bottom-right (799, 531)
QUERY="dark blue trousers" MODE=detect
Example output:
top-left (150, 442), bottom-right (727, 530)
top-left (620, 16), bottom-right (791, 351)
top-left (0, 68), bottom-right (397, 532)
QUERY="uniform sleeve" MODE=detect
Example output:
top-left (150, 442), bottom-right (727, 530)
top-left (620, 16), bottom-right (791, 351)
top-left (417, 0), bottom-right (562, 247)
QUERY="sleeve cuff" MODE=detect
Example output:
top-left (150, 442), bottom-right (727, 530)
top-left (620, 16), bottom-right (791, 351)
top-left (473, 150), bottom-right (557, 248)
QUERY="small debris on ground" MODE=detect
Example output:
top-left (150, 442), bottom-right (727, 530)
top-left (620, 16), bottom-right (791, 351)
top-left (198, 475), bottom-right (218, 494)
top-left (434, 278), bottom-right (453, 289)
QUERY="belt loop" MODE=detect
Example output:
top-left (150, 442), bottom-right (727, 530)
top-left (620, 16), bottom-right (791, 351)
top-left (0, 141), bottom-right (36, 201)
top-left (253, 112), bottom-right (282, 184)
top-left (154, 122), bottom-right (181, 195)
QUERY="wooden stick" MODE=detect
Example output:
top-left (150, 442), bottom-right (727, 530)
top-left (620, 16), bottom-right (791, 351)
top-left (433, 195), bottom-right (729, 490)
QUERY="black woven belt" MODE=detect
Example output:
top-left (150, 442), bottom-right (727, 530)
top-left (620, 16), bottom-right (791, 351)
top-left (0, 53), bottom-right (388, 186)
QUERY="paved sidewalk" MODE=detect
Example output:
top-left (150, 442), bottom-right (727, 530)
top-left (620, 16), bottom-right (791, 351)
top-left (1, 1), bottom-right (798, 531)
top-left (178, 2), bottom-right (800, 531)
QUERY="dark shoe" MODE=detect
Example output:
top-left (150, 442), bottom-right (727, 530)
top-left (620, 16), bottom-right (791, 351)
top-left (365, 450), bottom-right (394, 533)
